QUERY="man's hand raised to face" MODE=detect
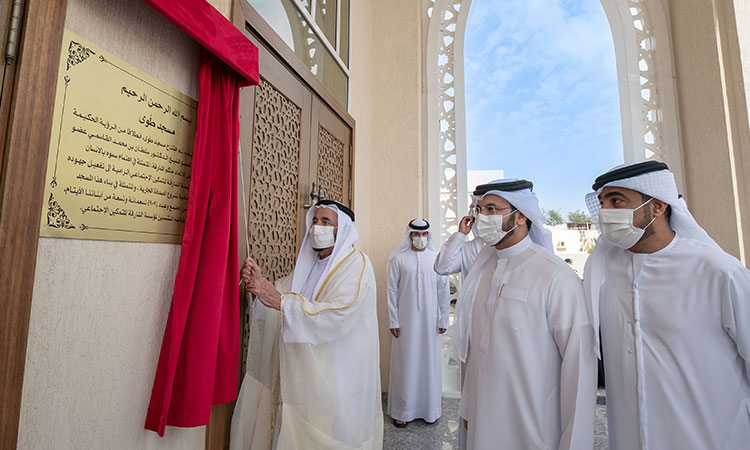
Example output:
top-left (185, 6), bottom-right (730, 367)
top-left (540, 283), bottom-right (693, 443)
top-left (458, 215), bottom-right (474, 235)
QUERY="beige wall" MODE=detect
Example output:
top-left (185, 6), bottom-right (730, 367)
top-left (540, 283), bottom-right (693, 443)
top-left (18, 0), bottom-right (211, 448)
top-left (721, 0), bottom-right (750, 266)
top-left (668, 0), bottom-right (750, 263)
top-left (735, 0), bottom-right (750, 129)
top-left (208, 0), bottom-right (233, 17)
top-left (347, 0), bottom-right (426, 391)
top-left (348, 0), bottom-right (373, 266)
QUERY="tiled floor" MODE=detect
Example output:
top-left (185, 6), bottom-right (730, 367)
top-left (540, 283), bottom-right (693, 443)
top-left (594, 390), bottom-right (609, 450)
top-left (383, 390), bottom-right (609, 449)
top-left (383, 397), bottom-right (460, 450)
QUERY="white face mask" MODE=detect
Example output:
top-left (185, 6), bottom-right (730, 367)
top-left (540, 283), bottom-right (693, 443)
top-left (598, 198), bottom-right (655, 249)
top-left (475, 210), bottom-right (517, 246)
top-left (310, 225), bottom-right (335, 250)
top-left (412, 236), bottom-right (428, 250)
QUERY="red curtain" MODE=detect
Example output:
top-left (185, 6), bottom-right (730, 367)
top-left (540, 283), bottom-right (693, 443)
top-left (145, 50), bottom-right (240, 436)
top-left (141, 0), bottom-right (259, 87)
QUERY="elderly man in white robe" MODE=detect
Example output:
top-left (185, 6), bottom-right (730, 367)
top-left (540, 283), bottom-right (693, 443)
top-left (230, 200), bottom-right (383, 450)
top-left (456, 179), bottom-right (597, 450)
top-left (386, 219), bottom-right (450, 427)
top-left (584, 161), bottom-right (750, 450)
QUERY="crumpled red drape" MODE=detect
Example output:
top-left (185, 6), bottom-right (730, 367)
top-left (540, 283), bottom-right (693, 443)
top-left (145, 50), bottom-right (239, 436)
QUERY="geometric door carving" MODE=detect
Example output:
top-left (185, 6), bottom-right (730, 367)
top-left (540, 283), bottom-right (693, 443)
top-left (248, 77), bottom-right (302, 282)
top-left (316, 125), bottom-right (345, 203)
top-left (241, 76), bottom-right (302, 373)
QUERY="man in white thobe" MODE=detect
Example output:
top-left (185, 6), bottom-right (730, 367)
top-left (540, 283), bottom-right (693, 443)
top-left (230, 200), bottom-right (383, 450)
top-left (584, 161), bottom-right (750, 449)
top-left (386, 219), bottom-right (450, 427)
top-left (456, 179), bottom-right (597, 450)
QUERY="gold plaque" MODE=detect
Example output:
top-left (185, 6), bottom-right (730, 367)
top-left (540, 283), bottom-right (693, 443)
top-left (40, 29), bottom-right (198, 243)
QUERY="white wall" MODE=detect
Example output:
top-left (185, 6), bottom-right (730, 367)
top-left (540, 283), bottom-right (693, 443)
top-left (18, 0), bottom-right (207, 448)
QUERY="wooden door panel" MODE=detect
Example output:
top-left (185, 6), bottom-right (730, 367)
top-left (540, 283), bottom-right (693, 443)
top-left (310, 96), bottom-right (352, 206)
top-left (238, 32), bottom-right (312, 376)
top-left (246, 76), bottom-right (306, 281)
top-left (243, 33), bottom-right (312, 267)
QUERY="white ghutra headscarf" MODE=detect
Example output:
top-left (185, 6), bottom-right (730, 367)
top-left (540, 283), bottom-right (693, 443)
top-left (290, 200), bottom-right (358, 297)
top-left (387, 219), bottom-right (435, 312)
top-left (585, 161), bottom-right (718, 246)
top-left (387, 218), bottom-right (435, 267)
top-left (584, 161), bottom-right (720, 352)
top-left (471, 178), bottom-right (554, 252)
top-left (453, 178), bottom-right (552, 362)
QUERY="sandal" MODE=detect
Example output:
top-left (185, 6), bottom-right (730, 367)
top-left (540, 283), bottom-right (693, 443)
top-left (393, 419), bottom-right (407, 428)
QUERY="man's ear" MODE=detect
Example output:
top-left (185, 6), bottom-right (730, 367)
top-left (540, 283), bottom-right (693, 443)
top-left (515, 210), bottom-right (528, 225)
top-left (651, 199), bottom-right (669, 218)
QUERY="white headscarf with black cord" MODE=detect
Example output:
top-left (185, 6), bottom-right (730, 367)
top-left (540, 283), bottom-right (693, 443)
top-left (290, 200), bottom-right (358, 297)
top-left (387, 218), bottom-right (435, 266)
top-left (387, 219), bottom-right (435, 312)
top-left (453, 178), bottom-right (552, 362)
top-left (583, 161), bottom-right (720, 353)
top-left (471, 179), bottom-right (554, 252)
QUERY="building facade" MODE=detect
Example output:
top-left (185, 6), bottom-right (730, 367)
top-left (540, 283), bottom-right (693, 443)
top-left (1, 1), bottom-right (750, 449)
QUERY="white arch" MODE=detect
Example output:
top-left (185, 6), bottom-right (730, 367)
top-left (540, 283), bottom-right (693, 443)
top-left (601, 0), bottom-right (685, 190)
top-left (425, 0), bottom-right (473, 243)
top-left (425, 0), bottom-right (685, 243)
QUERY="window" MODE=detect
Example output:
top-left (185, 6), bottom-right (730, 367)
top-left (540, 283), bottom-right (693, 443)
top-left (246, 0), bottom-right (350, 107)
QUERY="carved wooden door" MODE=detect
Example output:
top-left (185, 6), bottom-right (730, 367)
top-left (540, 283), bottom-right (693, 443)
top-left (238, 34), bottom-right (312, 287)
top-left (237, 43), bottom-right (353, 286)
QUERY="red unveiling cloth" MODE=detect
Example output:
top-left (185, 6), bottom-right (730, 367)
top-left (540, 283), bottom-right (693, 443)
top-left (145, 50), bottom-right (240, 436)
top-left (142, 0), bottom-right (259, 87)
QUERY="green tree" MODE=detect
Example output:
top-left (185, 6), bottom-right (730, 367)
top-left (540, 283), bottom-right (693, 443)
top-left (567, 209), bottom-right (592, 223)
top-left (544, 208), bottom-right (564, 225)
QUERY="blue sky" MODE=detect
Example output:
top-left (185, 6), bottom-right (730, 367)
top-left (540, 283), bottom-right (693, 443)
top-left (464, 0), bottom-right (623, 217)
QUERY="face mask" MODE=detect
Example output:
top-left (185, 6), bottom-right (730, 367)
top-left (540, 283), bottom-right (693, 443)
top-left (598, 198), bottom-right (655, 249)
top-left (310, 225), bottom-right (335, 250)
top-left (475, 210), bottom-right (517, 246)
top-left (412, 236), bottom-right (428, 250)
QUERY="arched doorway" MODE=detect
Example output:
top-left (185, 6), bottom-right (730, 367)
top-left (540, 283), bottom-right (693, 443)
top-left (425, 0), bottom-right (685, 245)
top-left (462, 0), bottom-right (623, 227)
